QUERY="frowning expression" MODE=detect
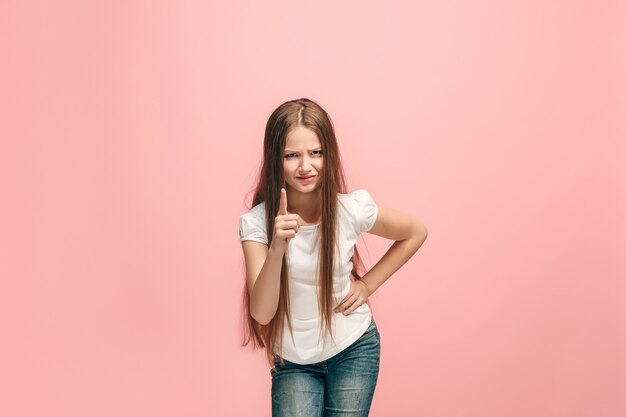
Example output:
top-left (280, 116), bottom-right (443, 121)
top-left (282, 125), bottom-right (323, 193)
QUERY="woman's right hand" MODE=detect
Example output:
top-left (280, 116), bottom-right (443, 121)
top-left (270, 188), bottom-right (300, 255)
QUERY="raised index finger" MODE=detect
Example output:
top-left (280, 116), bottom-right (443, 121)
top-left (278, 188), bottom-right (288, 215)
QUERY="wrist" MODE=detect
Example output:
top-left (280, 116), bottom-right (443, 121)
top-left (360, 276), bottom-right (375, 296)
top-left (268, 245), bottom-right (285, 259)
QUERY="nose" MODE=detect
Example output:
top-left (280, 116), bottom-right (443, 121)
top-left (299, 155), bottom-right (312, 173)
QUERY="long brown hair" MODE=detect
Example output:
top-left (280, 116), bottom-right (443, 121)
top-left (240, 98), bottom-right (372, 368)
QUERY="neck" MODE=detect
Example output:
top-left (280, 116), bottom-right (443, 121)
top-left (286, 187), bottom-right (322, 223)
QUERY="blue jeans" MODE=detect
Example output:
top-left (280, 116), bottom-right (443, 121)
top-left (270, 318), bottom-right (381, 417)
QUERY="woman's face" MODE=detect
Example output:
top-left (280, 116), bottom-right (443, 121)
top-left (282, 125), bottom-right (323, 194)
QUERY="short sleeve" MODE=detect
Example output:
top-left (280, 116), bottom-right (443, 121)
top-left (239, 210), bottom-right (269, 245)
top-left (351, 189), bottom-right (379, 234)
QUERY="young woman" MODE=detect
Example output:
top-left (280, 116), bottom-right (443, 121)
top-left (239, 98), bottom-right (428, 416)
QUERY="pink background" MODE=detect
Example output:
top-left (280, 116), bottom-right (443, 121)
top-left (2, 1), bottom-right (625, 416)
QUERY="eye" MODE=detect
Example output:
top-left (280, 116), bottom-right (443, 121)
top-left (312, 150), bottom-right (323, 156)
top-left (285, 153), bottom-right (296, 158)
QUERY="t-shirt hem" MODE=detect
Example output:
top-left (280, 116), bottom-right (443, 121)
top-left (240, 237), bottom-right (268, 245)
top-left (279, 313), bottom-right (373, 365)
top-left (363, 204), bottom-right (379, 233)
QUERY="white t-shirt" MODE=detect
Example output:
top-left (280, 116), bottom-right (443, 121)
top-left (239, 189), bottom-right (379, 364)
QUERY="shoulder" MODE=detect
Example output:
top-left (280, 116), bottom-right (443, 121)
top-left (240, 201), bottom-right (266, 221)
top-left (239, 201), bottom-right (269, 244)
top-left (338, 189), bottom-right (378, 234)
top-left (338, 189), bottom-right (370, 201)
top-left (338, 189), bottom-right (376, 207)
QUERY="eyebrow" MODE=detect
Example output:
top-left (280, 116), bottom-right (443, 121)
top-left (284, 147), bottom-right (322, 152)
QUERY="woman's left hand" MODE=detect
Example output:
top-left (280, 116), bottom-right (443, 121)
top-left (334, 276), bottom-right (372, 316)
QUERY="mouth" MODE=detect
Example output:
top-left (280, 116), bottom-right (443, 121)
top-left (297, 175), bottom-right (317, 183)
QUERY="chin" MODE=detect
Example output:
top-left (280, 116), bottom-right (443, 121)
top-left (290, 186), bottom-right (316, 194)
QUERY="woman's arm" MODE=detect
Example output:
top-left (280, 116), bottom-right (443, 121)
top-left (241, 241), bottom-right (284, 325)
top-left (359, 206), bottom-right (428, 295)
top-left (242, 189), bottom-right (301, 325)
